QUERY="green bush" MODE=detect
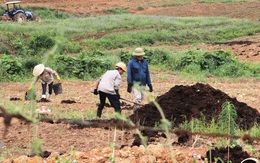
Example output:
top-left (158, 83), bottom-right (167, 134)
top-left (0, 55), bottom-right (22, 75)
top-left (199, 50), bottom-right (235, 70)
top-left (0, 42), bottom-right (10, 55)
top-left (0, 5), bottom-right (4, 14)
top-left (120, 50), bottom-right (132, 64)
top-left (170, 50), bottom-right (260, 78)
top-left (0, 54), bottom-right (23, 81)
top-left (10, 36), bottom-right (28, 56)
top-left (21, 56), bottom-right (42, 73)
top-left (56, 40), bottom-right (82, 54)
top-left (103, 7), bottom-right (129, 14)
top-left (87, 49), bottom-right (106, 57)
top-left (144, 48), bottom-right (171, 65)
top-left (52, 55), bottom-right (113, 80)
top-left (173, 50), bottom-right (235, 71)
top-left (28, 35), bottom-right (55, 55)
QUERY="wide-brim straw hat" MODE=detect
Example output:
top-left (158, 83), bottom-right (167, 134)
top-left (33, 64), bottom-right (45, 77)
top-left (133, 47), bottom-right (145, 56)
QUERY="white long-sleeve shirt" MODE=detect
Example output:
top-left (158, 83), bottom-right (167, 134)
top-left (97, 70), bottom-right (122, 95)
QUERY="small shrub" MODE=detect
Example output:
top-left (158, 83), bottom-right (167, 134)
top-left (144, 48), bottom-right (171, 65)
top-left (52, 55), bottom-right (112, 80)
top-left (29, 35), bottom-right (54, 51)
top-left (31, 137), bottom-right (43, 156)
top-left (21, 56), bottom-right (42, 72)
top-left (57, 41), bottom-right (82, 54)
top-left (137, 6), bottom-right (144, 10)
top-left (103, 7), bottom-right (129, 14)
top-left (120, 50), bottom-right (132, 64)
top-left (218, 102), bottom-right (237, 145)
top-left (0, 54), bottom-right (23, 76)
top-left (0, 42), bottom-right (10, 55)
top-left (10, 36), bottom-right (28, 56)
top-left (170, 50), bottom-right (260, 78)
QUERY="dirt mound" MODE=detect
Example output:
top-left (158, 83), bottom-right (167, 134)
top-left (205, 146), bottom-right (251, 163)
top-left (61, 99), bottom-right (77, 104)
top-left (37, 98), bottom-right (51, 102)
top-left (9, 97), bottom-right (22, 101)
top-left (130, 83), bottom-right (260, 130)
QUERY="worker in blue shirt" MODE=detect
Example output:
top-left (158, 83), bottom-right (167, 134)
top-left (127, 47), bottom-right (153, 111)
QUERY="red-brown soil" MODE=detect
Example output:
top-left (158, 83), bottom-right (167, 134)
top-left (1, 0), bottom-right (260, 162)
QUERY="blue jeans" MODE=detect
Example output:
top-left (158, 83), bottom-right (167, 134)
top-left (42, 82), bottom-right (53, 96)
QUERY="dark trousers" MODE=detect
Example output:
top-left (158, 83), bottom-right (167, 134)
top-left (42, 82), bottom-right (53, 96)
top-left (97, 91), bottom-right (121, 118)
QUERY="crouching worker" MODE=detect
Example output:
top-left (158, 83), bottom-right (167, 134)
top-left (29, 64), bottom-right (60, 100)
top-left (93, 62), bottom-right (126, 118)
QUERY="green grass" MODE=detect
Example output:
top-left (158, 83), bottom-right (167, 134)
top-left (0, 14), bottom-right (260, 82)
top-left (180, 116), bottom-right (260, 138)
top-left (1, 15), bottom-right (259, 43)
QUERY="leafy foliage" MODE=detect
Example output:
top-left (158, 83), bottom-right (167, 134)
top-left (29, 35), bottom-right (55, 55)
top-left (31, 137), bottom-right (43, 156)
top-left (218, 102), bottom-right (238, 145)
top-left (10, 36), bottom-right (28, 56)
top-left (218, 102), bottom-right (238, 134)
top-left (0, 54), bottom-right (23, 81)
top-left (119, 50), bottom-right (132, 64)
top-left (171, 50), bottom-right (260, 78)
top-left (174, 50), bottom-right (235, 70)
top-left (0, 42), bottom-right (10, 55)
top-left (52, 55), bottom-right (113, 80)
top-left (144, 48), bottom-right (171, 64)
top-left (103, 7), bottom-right (129, 14)
top-left (57, 41), bottom-right (82, 54)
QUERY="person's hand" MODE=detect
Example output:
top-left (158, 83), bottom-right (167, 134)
top-left (57, 76), bottom-right (61, 82)
top-left (148, 84), bottom-right (153, 92)
top-left (127, 84), bottom-right (132, 93)
top-left (93, 89), bottom-right (98, 95)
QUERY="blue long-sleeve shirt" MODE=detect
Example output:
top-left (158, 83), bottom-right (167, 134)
top-left (127, 58), bottom-right (152, 86)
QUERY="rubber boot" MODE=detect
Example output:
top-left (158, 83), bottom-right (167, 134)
top-left (97, 109), bottom-right (102, 118)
